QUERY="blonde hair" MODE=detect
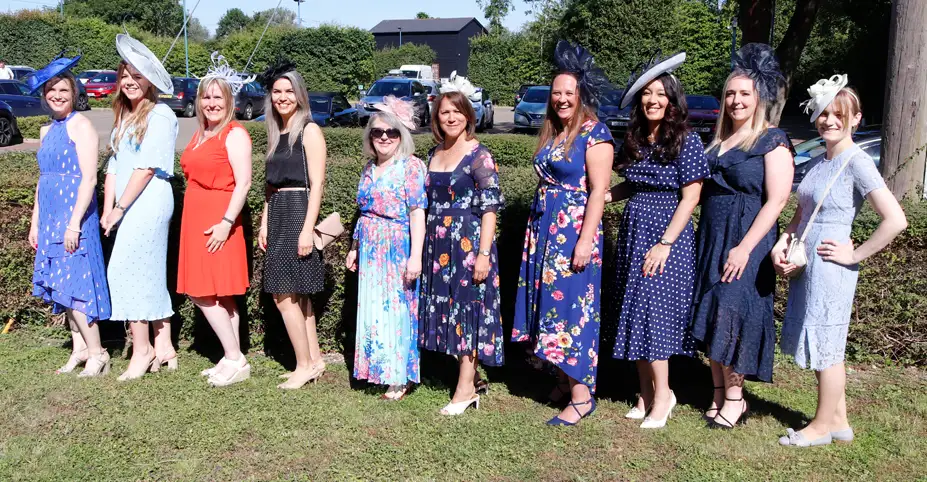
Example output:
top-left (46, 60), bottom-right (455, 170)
top-left (110, 61), bottom-right (158, 153)
top-left (194, 77), bottom-right (236, 144)
top-left (265, 70), bottom-right (312, 157)
top-left (708, 72), bottom-right (769, 152)
top-left (817, 87), bottom-right (863, 134)
top-left (363, 112), bottom-right (415, 160)
top-left (536, 73), bottom-right (598, 156)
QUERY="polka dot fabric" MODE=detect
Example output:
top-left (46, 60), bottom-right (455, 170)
top-left (32, 112), bottom-right (112, 322)
top-left (612, 132), bottom-right (709, 361)
top-left (262, 190), bottom-right (325, 295)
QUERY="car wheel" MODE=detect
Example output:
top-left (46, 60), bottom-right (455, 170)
top-left (0, 117), bottom-right (13, 146)
top-left (183, 102), bottom-right (195, 118)
top-left (244, 103), bottom-right (254, 121)
top-left (487, 110), bottom-right (494, 129)
top-left (77, 94), bottom-right (89, 111)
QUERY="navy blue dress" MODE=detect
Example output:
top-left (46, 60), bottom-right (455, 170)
top-left (690, 128), bottom-right (790, 382)
top-left (613, 132), bottom-right (709, 361)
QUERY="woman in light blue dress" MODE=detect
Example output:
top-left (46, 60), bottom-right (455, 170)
top-left (101, 34), bottom-right (179, 381)
top-left (772, 78), bottom-right (907, 447)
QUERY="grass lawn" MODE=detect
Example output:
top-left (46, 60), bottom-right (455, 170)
top-left (1, 326), bottom-right (925, 481)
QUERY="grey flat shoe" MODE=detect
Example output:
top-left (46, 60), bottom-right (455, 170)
top-left (831, 428), bottom-right (855, 443)
top-left (778, 428), bottom-right (832, 447)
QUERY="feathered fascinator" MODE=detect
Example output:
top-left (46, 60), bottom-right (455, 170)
top-left (732, 43), bottom-right (784, 103)
top-left (619, 50), bottom-right (686, 109)
top-left (257, 58), bottom-right (297, 91)
top-left (553, 40), bottom-right (612, 108)
top-left (799, 74), bottom-right (849, 123)
top-left (372, 95), bottom-right (416, 130)
top-left (439, 70), bottom-right (477, 98)
top-left (201, 52), bottom-right (255, 95)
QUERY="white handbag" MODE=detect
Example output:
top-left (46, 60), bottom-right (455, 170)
top-left (784, 155), bottom-right (853, 277)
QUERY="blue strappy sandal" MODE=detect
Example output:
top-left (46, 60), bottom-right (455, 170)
top-left (547, 398), bottom-right (597, 426)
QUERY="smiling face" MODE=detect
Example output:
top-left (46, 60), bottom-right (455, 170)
top-left (816, 103), bottom-right (860, 144)
top-left (370, 117), bottom-right (399, 159)
top-left (640, 78), bottom-right (669, 123)
top-left (271, 77), bottom-right (298, 118)
top-left (438, 96), bottom-right (468, 140)
top-left (724, 76), bottom-right (758, 125)
top-left (199, 81), bottom-right (228, 126)
top-left (551, 73), bottom-right (580, 123)
top-left (118, 63), bottom-right (152, 103)
top-left (43, 77), bottom-right (75, 118)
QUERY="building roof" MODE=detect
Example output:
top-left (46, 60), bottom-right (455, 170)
top-left (370, 17), bottom-right (486, 35)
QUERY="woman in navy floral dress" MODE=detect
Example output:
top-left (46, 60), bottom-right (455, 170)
top-left (419, 89), bottom-right (504, 415)
top-left (512, 41), bottom-right (615, 426)
top-left (608, 62), bottom-right (710, 429)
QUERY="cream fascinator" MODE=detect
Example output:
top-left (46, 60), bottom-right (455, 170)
top-left (372, 95), bottom-right (416, 130)
top-left (800, 74), bottom-right (849, 122)
top-left (201, 52), bottom-right (255, 95)
top-left (440, 71), bottom-right (478, 98)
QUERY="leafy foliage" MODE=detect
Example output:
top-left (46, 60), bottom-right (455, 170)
top-left (63, 0), bottom-right (186, 37)
top-left (370, 43), bottom-right (436, 80)
top-left (215, 8), bottom-right (252, 39)
top-left (15, 116), bottom-right (49, 140)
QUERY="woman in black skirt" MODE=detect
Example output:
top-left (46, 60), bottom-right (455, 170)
top-left (257, 60), bottom-right (327, 389)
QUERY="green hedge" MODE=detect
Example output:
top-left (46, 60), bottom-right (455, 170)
top-left (15, 116), bottom-right (49, 140)
top-left (1, 144), bottom-right (924, 365)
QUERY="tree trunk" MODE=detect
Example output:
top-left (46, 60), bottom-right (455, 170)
top-left (767, 0), bottom-right (823, 125)
top-left (738, 0), bottom-right (774, 44)
top-left (881, 0), bottom-right (927, 199)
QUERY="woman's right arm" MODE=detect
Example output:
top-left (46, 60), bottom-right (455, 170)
top-left (259, 202), bottom-right (268, 252)
top-left (29, 125), bottom-right (51, 249)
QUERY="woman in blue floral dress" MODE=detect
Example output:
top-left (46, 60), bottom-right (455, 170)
top-left (419, 88), bottom-right (504, 415)
top-left (512, 41), bottom-right (615, 426)
top-left (346, 100), bottom-right (427, 401)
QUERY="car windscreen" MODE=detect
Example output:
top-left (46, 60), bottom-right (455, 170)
top-left (522, 88), bottom-right (549, 103)
top-left (76, 72), bottom-right (97, 80)
top-left (599, 91), bottom-right (623, 106)
top-left (687, 96), bottom-right (719, 110)
top-left (367, 81), bottom-right (411, 98)
top-left (171, 79), bottom-right (186, 91)
top-left (91, 73), bottom-right (115, 83)
top-left (310, 96), bottom-right (331, 113)
top-left (400, 70), bottom-right (419, 78)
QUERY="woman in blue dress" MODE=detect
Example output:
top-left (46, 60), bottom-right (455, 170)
top-left (512, 41), bottom-right (614, 426)
top-left (607, 52), bottom-right (709, 429)
top-left (102, 34), bottom-right (179, 381)
top-left (772, 78), bottom-right (907, 447)
top-left (419, 83), bottom-right (504, 416)
top-left (26, 55), bottom-right (112, 377)
top-left (690, 44), bottom-right (794, 428)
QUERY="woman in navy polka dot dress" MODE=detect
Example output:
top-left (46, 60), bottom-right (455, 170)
top-left (608, 56), bottom-right (709, 429)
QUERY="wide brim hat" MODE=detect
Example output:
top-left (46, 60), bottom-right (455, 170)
top-left (23, 54), bottom-right (82, 95)
top-left (116, 33), bottom-right (173, 94)
top-left (619, 52), bottom-right (686, 109)
top-left (801, 74), bottom-right (849, 123)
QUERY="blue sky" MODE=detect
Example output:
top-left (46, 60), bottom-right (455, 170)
top-left (1, 0), bottom-right (534, 34)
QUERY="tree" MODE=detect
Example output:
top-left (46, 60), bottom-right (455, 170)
top-left (64, 0), bottom-right (186, 37)
top-left (739, 0), bottom-right (774, 44)
top-left (477, 0), bottom-right (514, 31)
top-left (186, 17), bottom-right (210, 42)
top-left (371, 43), bottom-right (436, 80)
top-left (216, 8), bottom-right (252, 38)
top-left (880, 0), bottom-right (927, 198)
top-left (253, 8), bottom-right (297, 28)
top-left (416, 12), bottom-right (431, 19)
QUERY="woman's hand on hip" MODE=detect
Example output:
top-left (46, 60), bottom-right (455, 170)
top-left (817, 239), bottom-right (857, 266)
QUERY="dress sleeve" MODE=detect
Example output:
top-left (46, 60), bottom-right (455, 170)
top-left (678, 132), bottom-right (710, 185)
top-left (471, 145), bottom-right (504, 215)
top-left (135, 107), bottom-right (178, 178)
top-left (404, 156), bottom-right (428, 211)
top-left (105, 155), bottom-right (117, 175)
top-left (848, 151), bottom-right (886, 198)
top-left (586, 121), bottom-right (614, 149)
top-left (751, 127), bottom-right (791, 157)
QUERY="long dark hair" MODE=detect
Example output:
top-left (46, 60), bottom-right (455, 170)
top-left (621, 73), bottom-right (688, 164)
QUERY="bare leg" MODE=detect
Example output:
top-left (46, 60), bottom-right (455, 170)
top-left (647, 360), bottom-right (673, 420)
top-left (634, 360), bottom-right (654, 412)
top-left (713, 365), bottom-right (747, 427)
top-left (301, 297), bottom-right (323, 362)
top-left (192, 296), bottom-right (244, 379)
top-left (120, 321), bottom-right (155, 378)
top-left (451, 355), bottom-right (478, 404)
top-left (276, 294), bottom-right (322, 389)
top-left (705, 360), bottom-right (725, 418)
top-left (57, 316), bottom-right (88, 373)
top-left (553, 374), bottom-right (594, 424)
top-left (799, 363), bottom-right (847, 439)
top-left (69, 310), bottom-right (103, 356)
top-left (152, 318), bottom-right (175, 362)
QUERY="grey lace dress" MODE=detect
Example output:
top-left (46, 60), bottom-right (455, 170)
top-left (780, 144), bottom-right (886, 370)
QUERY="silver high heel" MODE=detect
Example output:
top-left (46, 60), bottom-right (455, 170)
top-left (77, 352), bottom-right (111, 378)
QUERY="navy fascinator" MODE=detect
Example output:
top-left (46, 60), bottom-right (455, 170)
top-left (553, 40), bottom-right (612, 108)
top-left (732, 43), bottom-right (784, 103)
top-left (257, 58), bottom-right (297, 91)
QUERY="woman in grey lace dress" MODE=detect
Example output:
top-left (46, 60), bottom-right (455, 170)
top-left (771, 78), bottom-right (907, 447)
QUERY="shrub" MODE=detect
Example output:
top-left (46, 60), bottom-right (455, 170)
top-left (370, 43), bottom-right (436, 80)
top-left (15, 116), bottom-right (49, 140)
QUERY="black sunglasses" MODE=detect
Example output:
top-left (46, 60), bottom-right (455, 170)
top-left (370, 127), bottom-right (401, 140)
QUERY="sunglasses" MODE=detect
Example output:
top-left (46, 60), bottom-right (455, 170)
top-left (370, 128), bottom-right (401, 140)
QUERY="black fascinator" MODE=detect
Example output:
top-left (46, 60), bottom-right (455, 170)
top-left (619, 50), bottom-right (686, 109)
top-left (553, 40), bottom-right (612, 108)
top-left (732, 43), bottom-right (783, 103)
top-left (257, 58), bottom-right (297, 91)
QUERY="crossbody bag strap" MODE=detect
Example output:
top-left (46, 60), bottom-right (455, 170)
top-left (297, 123), bottom-right (310, 194)
top-left (797, 154), bottom-right (854, 243)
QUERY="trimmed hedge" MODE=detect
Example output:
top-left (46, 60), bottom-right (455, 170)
top-left (0, 144), bottom-right (924, 365)
top-left (15, 116), bottom-right (49, 140)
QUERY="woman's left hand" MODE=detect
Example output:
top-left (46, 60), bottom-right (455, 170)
top-left (404, 257), bottom-right (422, 284)
top-left (721, 244), bottom-right (750, 283)
top-left (297, 229), bottom-right (314, 257)
top-left (642, 243), bottom-right (671, 277)
top-left (572, 238), bottom-right (594, 272)
top-left (102, 209), bottom-right (124, 237)
top-left (473, 253), bottom-right (490, 283)
top-left (64, 227), bottom-right (80, 254)
top-left (204, 221), bottom-right (232, 253)
top-left (817, 239), bottom-right (857, 266)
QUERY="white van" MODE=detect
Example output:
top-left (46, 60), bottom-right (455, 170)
top-left (398, 64), bottom-right (435, 81)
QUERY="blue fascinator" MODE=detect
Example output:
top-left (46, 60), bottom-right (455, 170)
top-left (619, 50), bottom-right (686, 109)
top-left (553, 40), bottom-right (612, 108)
top-left (731, 43), bottom-right (784, 103)
top-left (23, 50), bottom-right (82, 95)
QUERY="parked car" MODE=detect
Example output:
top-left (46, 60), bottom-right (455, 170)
top-left (359, 77), bottom-right (430, 128)
top-left (471, 89), bottom-right (494, 131)
top-left (792, 128), bottom-right (882, 189)
top-left (160, 77), bottom-right (200, 117)
top-left (9, 66), bottom-right (35, 81)
top-left (421, 79), bottom-right (440, 113)
top-left (84, 71), bottom-right (118, 98)
top-left (513, 86), bottom-right (550, 132)
top-left (687, 95), bottom-right (721, 142)
top-left (76, 70), bottom-right (105, 85)
top-left (515, 84), bottom-right (541, 107)
top-left (0, 79), bottom-right (46, 117)
top-left (309, 92), bottom-right (359, 127)
top-left (0, 100), bottom-right (22, 146)
top-left (597, 89), bottom-right (629, 137)
top-left (398, 64), bottom-right (435, 81)
top-left (234, 81), bottom-right (266, 120)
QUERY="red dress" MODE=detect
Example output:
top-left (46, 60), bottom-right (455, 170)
top-left (177, 121), bottom-right (250, 297)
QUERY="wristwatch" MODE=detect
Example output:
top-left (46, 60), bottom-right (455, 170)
top-left (479, 249), bottom-right (491, 257)
top-left (659, 238), bottom-right (674, 246)
top-left (114, 201), bottom-right (126, 211)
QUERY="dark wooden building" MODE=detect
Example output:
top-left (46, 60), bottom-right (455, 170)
top-left (370, 17), bottom-right (487, 77)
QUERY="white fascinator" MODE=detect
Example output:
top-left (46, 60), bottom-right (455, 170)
top-left (201, 52), bottom-right (255, 95)
top-left (800, 74), bottom-right (849, 123)
top-left (439, 71), bottom-right (477, 98)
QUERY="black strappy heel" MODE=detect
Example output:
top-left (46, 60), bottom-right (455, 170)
top-left (703, 386), bottom-right (725, 422)
top-left (707, 396), bottom-right (750, 429)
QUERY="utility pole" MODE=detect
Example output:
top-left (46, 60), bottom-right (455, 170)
top-left (183, 0), bottom-right (189, 77)
top-left (294, 0), bottom-right (305, 27)
top-left (398, 27), bottom-right (402, 45)
top-left (59, 0), bottom-right (63, 17)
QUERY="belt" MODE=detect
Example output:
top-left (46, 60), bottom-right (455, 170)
top-left (430, 207), bottom-right (478, 217)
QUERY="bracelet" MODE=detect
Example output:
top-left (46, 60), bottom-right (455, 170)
top-left (478, 249), bottom-right (491, 257)
top-left (114, 201), bottom-right (126, 211)
top-left (221, 216), bottom-right (235, 225)
top-left (66, 226), bottom-right (81, 234)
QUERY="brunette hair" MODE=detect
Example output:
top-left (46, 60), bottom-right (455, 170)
top-left (110, 61), bottom-right (158, 152)
top-left (194, 77), bottom-right (236, 144)
top-left (622, 73), bottom-right (689, 164)
top-left (430, 91), bottom-right (477, 143)
top-left (820, 87), bottom-right (863, 134)
top-left (535, 72), bottom-right (598, 156)
top-left (41, 72), bottom-right (79, 113)
top-left (708, 72), bottom-right (769, 152)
